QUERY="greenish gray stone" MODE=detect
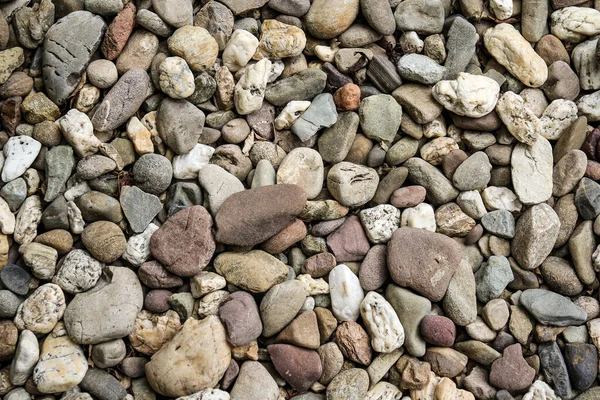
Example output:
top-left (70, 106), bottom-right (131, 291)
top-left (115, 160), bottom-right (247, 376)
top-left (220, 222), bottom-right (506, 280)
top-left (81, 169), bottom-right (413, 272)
top-left (45, 145), bottom-right (75, 202)
top-left (76, 191), bottom-right (124, 223)
top-left (404, 157), bottom-right (459, 205)
top-left (474, 256), bottom-right (514, 303)
top-left (120, 186), bottom-right (162, 233)
top-left (291, 93), bottom-right (337, 142)
top-left (168, 292), bottom-right (195, 321)
top-left (0, 177), bottom-right (27, 211)
top-left (520, 289), bottom-right (587, 326)
top-left (265, 68), bottom-right (327, 107)
top-left (397, 54), bottom-right (446, 85)
top-left (318, 112), bottom-right (359, 163)
top-left (359, 94), bottom-right (402, 144)
top-left (481, 210), bottom-right (515, 239)
top-left (41, 195), bottom-right (69, 230)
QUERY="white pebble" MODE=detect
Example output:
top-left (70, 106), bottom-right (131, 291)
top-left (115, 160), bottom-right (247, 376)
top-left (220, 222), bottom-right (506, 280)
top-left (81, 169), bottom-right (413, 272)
top-left (222, 29), bottom-right (259, 72)
top-left (122, 223), bottom-right (159, 267)
top-left (329, 264), bottom-right (364, 322)
top-left (172, 144), bottom-right (215, 180)
top-left (360, 292), bottom-right (405, 353)
top-left (359, 204), bottom-right (401, 244)
top-left (234, 58), bottom-right (271, 115)
top-left (400, 203), bottom-right (436, 232)
top-left (274, 101), bottom-right (311, 130)
top-left (432, 73), bottom-right (500, 118)
top-left (58, 109), bottom-right (100, 158)
top-left (2, 136), bottom-right (42, 183)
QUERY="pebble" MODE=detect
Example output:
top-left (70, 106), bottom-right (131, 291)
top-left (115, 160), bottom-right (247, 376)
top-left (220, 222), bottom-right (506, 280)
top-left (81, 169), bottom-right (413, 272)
top-left (234, 58), bottom-right (271, 115)
top-left (277, 148), bottom-right (324, 199)
top-left (291, 93), bottom-right (337, 142)
top-left (158, 56), bottom-right (194, 99)
top-left (359, 94), bottom-right (402, 144)
top-left (484, 23), bottom-right (548, 87)
top-left (43, 11), bottom-right (106, 104)
top-left (387, 285), bottom-right (431, 356)
top-left (64, 266), bottom-right (143, 344)
top-left (256, 19), bottom-right (306, 60)
top-left (260, 280), bottom-right (306, 337)
top-left (511, 136), bottom-right (553, 205)
top-left (230, 361), bottom-right (278, 400)
top-left (550, 7), bottom-right (600, 42)
top-left (304, 0), bottom-right (359, 39)
top-left (215, 184), bottom-right (306, 246)
top-left (326, 215), bottom-right (370, 262)
top-left (33, 322), bottom-right (87, 393)
top-left (474, 256), bottom-right (514, 303)
top-left (388, 227), bottom-right (462, 302)
top-left (268, 344), bottom-right (322, 392)
top-left (394, 0), bottom-right (445, 34)
top-left (329, 264), bottom-right (364, 322)
top-left (145, 316), bottom-right (231, 397)
top-left (432, 73), bottom-right (500, 118)
top-left (360, 292), bottom-right (404, 353)
top-left (9, 329), bottom-right (39, 385)
top-left (539, 341), bottom-right (572, 397)
top-left (327, 162), bottom-right (379, 207)
top-left (520, 289), bottom-right (587, 326)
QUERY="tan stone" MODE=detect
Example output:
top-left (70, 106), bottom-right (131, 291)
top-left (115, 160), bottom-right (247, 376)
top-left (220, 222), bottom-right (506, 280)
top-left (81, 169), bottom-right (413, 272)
top-left (145, 316), bottom-right (231, 397)
top-left (484, 24), bottom-right (548, 87)
top-left (129, 310), bottom-right (181, 355)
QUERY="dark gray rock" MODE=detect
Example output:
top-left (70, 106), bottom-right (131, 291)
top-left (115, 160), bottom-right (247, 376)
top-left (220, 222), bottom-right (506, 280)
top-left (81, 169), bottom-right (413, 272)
top-left (539, 342), bottom-right (572, 398)
top-left (265, 68), bottom-right (327, 106)
top-left (166, 182), bottom-right (203, 218)
top-left (0, 264), bottom-right (31, 296)
top-left (443, 17), bottom-right (477, 80)
top-left (43, 11), bottom-right (106, 105)
top-left (565, 343), bottom-right (598, 391)
top-left (41, 195), bottom-right (69, 230)
top-left (120, 185), bottom-right (162, 233)
top-left (79, 368), bottom-right (128, 400)
top-left (92, 68), bottom-right (150, 132)
top-left (132, 154), bottom-right (173, 196)
top-left (520, 289), bottom-right (587, 326)
top-left (0, 289), bottom-right (23, 317)
top-left (575, 177), bottom-right (600, 220)
top-left (366, 55), bottom-right (402, 94)
top-left (157, 98), bottom-right (205, 154)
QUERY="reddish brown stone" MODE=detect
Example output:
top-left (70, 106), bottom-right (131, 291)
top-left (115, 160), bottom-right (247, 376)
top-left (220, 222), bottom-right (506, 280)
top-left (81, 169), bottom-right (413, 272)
top-left (150, 206), bottom-right (216, 277)
top-left (388, 227), bottom-right (462, 302)
top-left (268, 344), bottom-right (322, 392)
top-left (138, 261), bottom-right (184, 289)
top-left (390, 185), bottom-right (427, 208)
top-left (326, 215), bottom-right (370, 262)
top-left (535, 35), bottom-right (570, 66)
top-left (333, 83), bottom-right (360, 111)
top-left (489, 343), bottom-right (535, 391)
top-left (358, 244), bottom-right (388, 291)
top-left (215, 184), bottom-right (307, 247)
top-left (582, 128), bottom-right (600, 161)
top-left (101, 2), bottom-right (136, 60)
top-left (144, 289), bottom-right (172, 313)
top-left (420, 315), bottom-right (456, 347)
top-left (219, 291), bottom-right (262, 347)
top-left (0, 320), bottom-right (18, 361)
top-left (1, 96), bottom-right (21, 135)
top-left (586, 160), bottom-right (600, 181)
top-left (465, 224), bottom-right (484, 246)
top-left (335, 321), bottom-right (372, 366)
top-left (442, 149), bottom-right (468, 179)
top-left (451, 111), bottom-right (502, 131)
top-left (302, 252), bottom-right (336, 277)
top-left (261, 219), bottom-right (307, 254)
